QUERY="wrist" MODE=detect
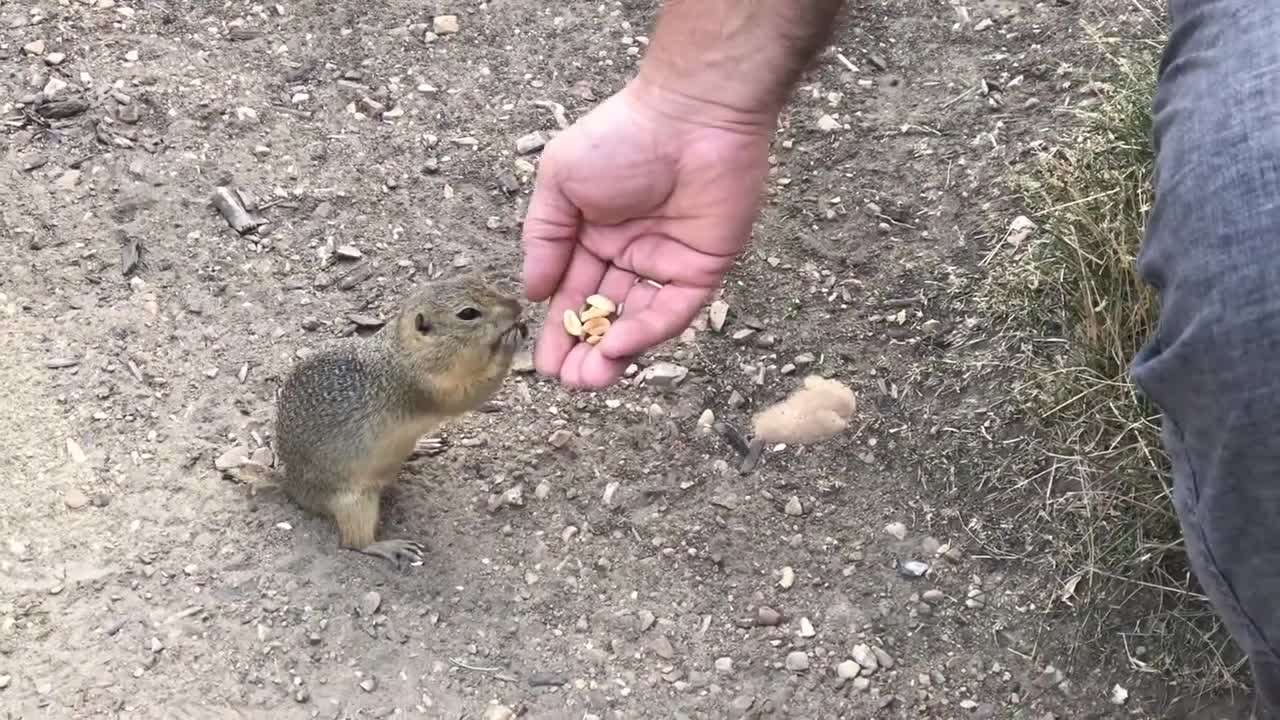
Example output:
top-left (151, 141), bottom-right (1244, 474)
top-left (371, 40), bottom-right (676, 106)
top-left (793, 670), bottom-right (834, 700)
top-left (625, 70), bottom-right (780, 135)
top-left (627, 0), bottom-right (845, 131)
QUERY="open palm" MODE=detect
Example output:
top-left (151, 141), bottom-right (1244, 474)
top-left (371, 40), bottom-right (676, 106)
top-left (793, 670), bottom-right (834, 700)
top-left (521, 86), bottom-right (772, 388)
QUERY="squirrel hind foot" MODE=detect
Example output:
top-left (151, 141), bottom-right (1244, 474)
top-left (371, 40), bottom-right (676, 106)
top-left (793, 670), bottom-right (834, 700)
top-left (329, 489), bottom-right (426, 570)
top-left (344, 539), bottom-right (427, 571)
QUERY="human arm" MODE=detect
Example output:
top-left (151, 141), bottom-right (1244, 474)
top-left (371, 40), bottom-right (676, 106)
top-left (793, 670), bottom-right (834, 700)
top-left (633, 0), bottom-right (847, 128)
top-left (520, 0), bottom-right (847, 388)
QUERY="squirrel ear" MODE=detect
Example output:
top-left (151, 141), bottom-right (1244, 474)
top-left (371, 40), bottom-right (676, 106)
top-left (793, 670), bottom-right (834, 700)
top-left (414, 313), bottom-right (431, 335)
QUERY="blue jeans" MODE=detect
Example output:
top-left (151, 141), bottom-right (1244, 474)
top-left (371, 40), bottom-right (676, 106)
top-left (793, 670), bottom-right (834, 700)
top-left (1132, 1), bottom-right (1280, 717)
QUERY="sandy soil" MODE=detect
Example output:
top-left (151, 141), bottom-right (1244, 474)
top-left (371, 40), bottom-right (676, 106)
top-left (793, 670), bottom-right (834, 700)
top-left (0, 1), bottom-right (1244, 719)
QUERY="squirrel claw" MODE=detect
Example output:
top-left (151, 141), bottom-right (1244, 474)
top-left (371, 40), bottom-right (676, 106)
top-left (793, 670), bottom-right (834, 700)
top-left (355, 539), bottom-right (427, 570)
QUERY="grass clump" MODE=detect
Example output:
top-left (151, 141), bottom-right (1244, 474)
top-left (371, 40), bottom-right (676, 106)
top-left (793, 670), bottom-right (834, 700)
top-left (991, 19), bottom-right (1249, 693)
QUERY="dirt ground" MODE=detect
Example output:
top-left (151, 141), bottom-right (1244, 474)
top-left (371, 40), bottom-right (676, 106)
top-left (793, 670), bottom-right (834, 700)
top-left (0, 1), bottom-right (1244, 719)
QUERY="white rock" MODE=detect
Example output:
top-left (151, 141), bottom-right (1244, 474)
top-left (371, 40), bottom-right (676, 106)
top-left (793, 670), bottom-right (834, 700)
top-left (836, 660), bottom-right (860, 680)
top-left (482, 705), bottom-right (515, 720)
top-left (884, 521), bottom-right (907, 540)
top-left (784, 651), bottom-right (809, 672)
top-left (433, 15), bottom-right (460, 34)
top-left (709, 300), bottom-right (730, 331)
top-left (44, 52), bottom-right (66, 65)
top-left (644, 362), bottom-right (689, 387)
top-left (797, 617), bottom-right (816, 638)
top-left (215, 446), bottom-right (250, 471)
top-left (515, 130), bottom-right (549, 154)
top-left (1110, 684), bottom-right (1129, 705)
top-left (784, 496), bottom-right (804, 516)
top-left (23, 39), bottom-right (45, 55)
top-left (66, 438), bottom-right (87, 464)
top-left (778, 566), bottom-right (795, 590)
top-left (851, 644), bottom-right (878, 675)
top-left (817, 114), bottom-right (841, 132)
top-left (43, 77), bottom-right (68, 98)
top-left (898, 560), bottom-right (929, 578)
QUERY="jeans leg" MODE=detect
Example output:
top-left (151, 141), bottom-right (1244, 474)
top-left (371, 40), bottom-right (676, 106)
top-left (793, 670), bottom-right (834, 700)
top-left (1132, 1), bottom-right (1280, 717)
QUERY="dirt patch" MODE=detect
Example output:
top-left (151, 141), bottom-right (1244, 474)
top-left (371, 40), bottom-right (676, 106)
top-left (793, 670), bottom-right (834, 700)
top-left (0, 1), bottom-right (1218, 718)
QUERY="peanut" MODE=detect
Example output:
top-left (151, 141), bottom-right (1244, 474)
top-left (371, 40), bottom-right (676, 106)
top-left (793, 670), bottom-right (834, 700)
top-left (581, 316), bottom-right (611, 337)
top-left (585, 294), bottom-right (617, 314)
top-left (564, 293), bottom-right (619, 344)
top-left (580, 305), bottom-right (611, 322)
top-left (562, 308), bottom-right (583, 337)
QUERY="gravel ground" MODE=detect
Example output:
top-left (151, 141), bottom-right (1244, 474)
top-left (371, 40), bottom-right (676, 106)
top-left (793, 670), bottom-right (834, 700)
top-left (0, 1), bottom-right (1236, 719)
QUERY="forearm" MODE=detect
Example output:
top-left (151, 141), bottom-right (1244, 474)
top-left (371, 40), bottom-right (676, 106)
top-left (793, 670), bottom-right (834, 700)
top-left (633, 0), bottom-right (846, 127)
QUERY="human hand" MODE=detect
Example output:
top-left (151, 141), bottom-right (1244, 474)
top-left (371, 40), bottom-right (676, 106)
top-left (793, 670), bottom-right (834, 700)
top-left (520, 83), bottom-right (773, 388)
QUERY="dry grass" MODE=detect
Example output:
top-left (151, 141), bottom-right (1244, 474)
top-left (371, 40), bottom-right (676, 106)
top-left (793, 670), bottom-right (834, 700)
top-left (982, 12), bottom-right (1251, 695)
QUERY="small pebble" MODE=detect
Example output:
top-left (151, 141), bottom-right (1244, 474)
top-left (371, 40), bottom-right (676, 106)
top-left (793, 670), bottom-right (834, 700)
top-left (785, 651), bottom-right (809, 672)
top-left (515, 131), bottom-right (549, 154)
top-left (637, 609), bottom-right (656, 632)
top-left (645, 362), bottom-right (689, 387)
top-left (921, 589), bottom-right (945, 605)
top-left (784, 496), bottom-right (804, 516)
top-left (836, 660), bottom-right (860, 680)
top-left (482, 706), bottom-right (515, 720)
top-left (66, 438), bottom-right (87, 464)
top-left (23, 39), bottom-right (45, 55)
top-left (63, 488), bottom-right (89, 509)
top-left (433, 15), bottom-right (460, 34)
top-left (359, 677), bottom-right (377, 692)
top-left (898, 560), bottom-right (929, 578)
top-left (884, 522), bottom-right (907, 540)
top-left (817, 114), bottom-right (841, 132)
top-left (709, 300), bottom-right (730, 331)
top-left (779, 566), bottom-right (795, 590)
top-left (215, 446), bottom-right (249, 471)
top-left (852, 644), bottom-right (878, 674)
top-left (714, 657), bottom-right (733, 675)
top-left (360, 591), bottom-right (382, 616)
top-left (755, 606), bottom-right (782, 627)
top-left (44, 52), bottom-right (65, 66)
top-left (797, 617), bottom-right (816, 638)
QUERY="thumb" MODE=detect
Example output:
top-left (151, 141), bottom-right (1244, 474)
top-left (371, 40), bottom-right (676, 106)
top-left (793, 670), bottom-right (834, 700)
top-left (520, 153), bottom-right (581, 302)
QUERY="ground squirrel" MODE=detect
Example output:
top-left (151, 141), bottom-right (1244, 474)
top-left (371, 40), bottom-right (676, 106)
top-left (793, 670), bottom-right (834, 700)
top-left (273, 272), bottom-right (528, 569)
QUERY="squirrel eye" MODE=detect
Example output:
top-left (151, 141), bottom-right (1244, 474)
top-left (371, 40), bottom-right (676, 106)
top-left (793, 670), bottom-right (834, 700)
top-left (415, 313), bottom-right (432, 334)
top-left (456, 307), bottom-right (482, 321)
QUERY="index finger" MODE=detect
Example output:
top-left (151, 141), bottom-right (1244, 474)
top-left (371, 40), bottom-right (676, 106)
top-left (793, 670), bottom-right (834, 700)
top-left (520, 153), bottom-right (581, 303)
